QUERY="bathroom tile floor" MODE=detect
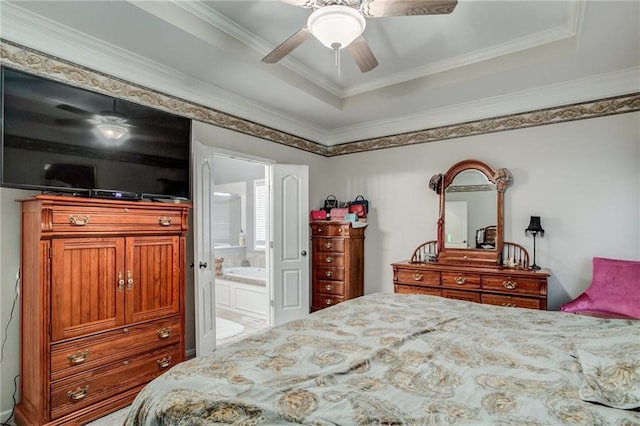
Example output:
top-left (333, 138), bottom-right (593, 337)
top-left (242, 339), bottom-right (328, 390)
top-left (216, 307), bottom-right (270, 347)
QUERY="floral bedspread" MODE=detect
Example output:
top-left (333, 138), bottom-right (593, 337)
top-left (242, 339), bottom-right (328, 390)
top-left (125, 293), bottom-right (640, 425)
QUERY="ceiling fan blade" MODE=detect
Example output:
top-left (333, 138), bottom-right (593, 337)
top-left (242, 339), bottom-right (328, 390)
top-left (361, 0), bottom-right (457, 18)
top-left (347, 35), bottom-right (379, 73)
top-left (55, 118), bottom-right (92, 127)
top-left (278, 0), bottom-right (315, 7)
top-left (262, 27), bottom-right (312, 64)
top-left (56, 104), bottom-right (93, 117)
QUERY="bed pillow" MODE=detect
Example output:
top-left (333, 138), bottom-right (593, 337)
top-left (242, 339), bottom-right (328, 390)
top-left (561, 257), bottom-right (640, 319)
top-left (573, 330), bottom-right (640, 409)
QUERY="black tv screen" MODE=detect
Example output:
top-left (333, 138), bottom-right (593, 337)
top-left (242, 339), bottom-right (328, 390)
top-left (0, 67), bottom-right (191, 199)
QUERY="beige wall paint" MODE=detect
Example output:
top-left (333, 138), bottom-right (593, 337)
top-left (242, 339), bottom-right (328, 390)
top-left (1, 113), bottom-right (638, 418)
top-left (324, 112), bottom-right (640, 310)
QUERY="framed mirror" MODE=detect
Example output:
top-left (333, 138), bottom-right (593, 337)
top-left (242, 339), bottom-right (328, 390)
top-left (430, 159), bottom-right (511, 266)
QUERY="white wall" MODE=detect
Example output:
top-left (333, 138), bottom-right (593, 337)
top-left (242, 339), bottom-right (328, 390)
top-left (324, 112), bottom-right (640, 310)
top-left (1, 112), bottom-right (638, 418)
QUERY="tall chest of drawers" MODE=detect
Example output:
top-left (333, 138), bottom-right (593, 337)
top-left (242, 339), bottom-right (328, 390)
top-left (16, 196), bottom-right (190, 425)
top-left (310, 221), bottom-right (366, 311)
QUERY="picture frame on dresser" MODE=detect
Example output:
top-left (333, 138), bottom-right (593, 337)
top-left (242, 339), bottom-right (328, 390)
top-left (394, 159), bottom-right (550, 310)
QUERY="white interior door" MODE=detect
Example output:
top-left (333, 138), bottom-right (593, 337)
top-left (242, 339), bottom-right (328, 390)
top-left (192, 141), bottom-right (217, 356)
top-left (445, 201), bottom-right (468, 248)
top-left (271, 164), bottom-right (309, 326)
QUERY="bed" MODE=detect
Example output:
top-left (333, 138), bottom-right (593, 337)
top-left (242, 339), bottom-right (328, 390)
top-left (124, 293), bottom-right (640, 425)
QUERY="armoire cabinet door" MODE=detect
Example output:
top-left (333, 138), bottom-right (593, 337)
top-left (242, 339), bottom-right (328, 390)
top-left (125, 236), bottom-right (180, 324)
top-left (51, 238), bottom-right (126, 341)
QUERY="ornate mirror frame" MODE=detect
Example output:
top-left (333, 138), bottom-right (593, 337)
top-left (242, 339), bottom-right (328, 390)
top-left (430, 159), bottom-right (511, 267)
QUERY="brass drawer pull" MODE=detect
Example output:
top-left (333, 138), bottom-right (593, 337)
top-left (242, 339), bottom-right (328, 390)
top-left (117, 271), bottom-right (125, 292)
top-left (325, 270), bottom-right (333, 277)
top-left (412, 273), bottom-right (423, 281)
top-left (454, 275), bottom-right (466, 285)
top-left (68, 215), bottom-right (90, 226)
top-left (158, 216), bottom-right (172, 226)
top-left (325, 284), bottom-right (333, 291)
top-left (316, 227), bottom-right (322, 233)
top-left (325, 299), bottom-right (333, 305)
top-left (325, 256), bottom-right (333, 263)
top-left (503, 280), bottom-right (517, 290)
top-left (67, 385), bottom-right (89, 401)
top-left (502, 302), bottom-right (516, 307)
top-left (338, 228), bottom-right (343, 233)
top-left (157, 356), bottom-right (172, 369)
top-left (157, 327), bottom-right (173, 339)
top-left (67, 350), bottom-right (89, 365)
top-left (324, 242), bottom-right (333, 249)
top-left (127, 270), bottom-right (134, 290)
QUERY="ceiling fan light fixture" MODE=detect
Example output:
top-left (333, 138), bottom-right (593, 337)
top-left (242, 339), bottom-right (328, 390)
top-left (97, 123), bottom-right (128, 140)
top-left (307, 5), bottom-right (366, 50)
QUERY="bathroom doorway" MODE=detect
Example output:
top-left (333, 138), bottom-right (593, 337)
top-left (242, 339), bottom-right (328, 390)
top-left (211, 155), bottom-right (270, 346)
top-left (192, 141), bottom-right (309, 356)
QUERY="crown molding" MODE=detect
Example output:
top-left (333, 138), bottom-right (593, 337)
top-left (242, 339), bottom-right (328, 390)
top-left (170, 0), bottom-right (344, 98)
top-left (174, 0), bottom-right (585, 101)
top-left (3, 38), bottom-right (637, 159)
top-left (327, 66), bottom-right (640, 145)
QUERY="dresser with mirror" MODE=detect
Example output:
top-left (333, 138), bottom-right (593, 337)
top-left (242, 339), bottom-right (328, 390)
top-left (392, 159), bottom-right (550, 310)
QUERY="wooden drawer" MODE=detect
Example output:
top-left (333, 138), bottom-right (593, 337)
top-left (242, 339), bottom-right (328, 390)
top-left (314, 238), bottom-right (345, 253)
top-left (315, 280), bottom-right (345, 296)
top-left (482, 294), bottom-right (541, 310)
top-left (50, 206), bottom-right (184, 233)
top-left (315, 266), bottom-right (344, 281)
top-left (395, 268), bottom-right (440, 286)
top-left (442, 272), bottom-right (481, 289)
top-left (51, 316), bottom-right (181, 381)
top-left (313, 252), bottom-right (344, 267)
top-left (311, 223), bottom-right (350, 237)
top-left (51, 344), bottom-right (180, 420)
top-left (442, 289), bottom-right (481, 303)
top-left (313, 293), bottom-right (344, 308)
top-left (394, 284), bottom-right (442, 297)
top-left (482, 275), bottom-right (542, 295)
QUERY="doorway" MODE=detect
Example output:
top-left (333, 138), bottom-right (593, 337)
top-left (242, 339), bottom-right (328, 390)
top-left (211, 155), bottom-right (270, 346)
top-left (192, 142), bottom-right (310, 356)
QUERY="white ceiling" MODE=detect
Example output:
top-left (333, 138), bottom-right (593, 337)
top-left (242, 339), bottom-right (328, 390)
top-left (2, 0), bottom-right (639, 146)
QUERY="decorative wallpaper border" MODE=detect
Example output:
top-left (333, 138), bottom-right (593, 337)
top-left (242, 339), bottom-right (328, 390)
top-left (2, 39), bottom-right (639, 158)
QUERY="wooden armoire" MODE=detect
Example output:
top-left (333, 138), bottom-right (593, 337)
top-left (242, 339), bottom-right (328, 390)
top-left (15, 195), bottom-right (190, 425)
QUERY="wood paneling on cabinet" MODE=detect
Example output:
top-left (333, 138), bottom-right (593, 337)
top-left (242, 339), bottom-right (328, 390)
top-left (15, 196), bottom-right (190, 426)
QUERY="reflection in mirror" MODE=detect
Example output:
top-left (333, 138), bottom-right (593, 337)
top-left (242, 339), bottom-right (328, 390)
top-left (213, 182), bottom-right (246, 248)
top-left (445, 170), bottom-right (497, 250)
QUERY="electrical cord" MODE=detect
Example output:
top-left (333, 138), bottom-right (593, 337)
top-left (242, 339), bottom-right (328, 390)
top-left (0, 274), bottom-right (20, 425)
top-left (0, 375), bottom-right (18, 426)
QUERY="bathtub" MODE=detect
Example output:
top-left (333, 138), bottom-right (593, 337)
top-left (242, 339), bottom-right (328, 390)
top-left (215, 267), bottom-right (267, 319)
top-left (223, 266), bottom-right (266, 283)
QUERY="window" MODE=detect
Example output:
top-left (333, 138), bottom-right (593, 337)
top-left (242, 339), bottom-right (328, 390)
top-left (254, 179), bottom-right (266, 250)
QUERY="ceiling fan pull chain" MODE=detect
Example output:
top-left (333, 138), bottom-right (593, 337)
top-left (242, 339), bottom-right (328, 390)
top-left (333, 43), bottom-right (341, 78)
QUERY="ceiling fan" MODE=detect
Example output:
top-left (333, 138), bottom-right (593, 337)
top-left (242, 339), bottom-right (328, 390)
top-left (56, 100), bottom-right (131, 140)
top-left (262, 0), bottom-right (458, 73)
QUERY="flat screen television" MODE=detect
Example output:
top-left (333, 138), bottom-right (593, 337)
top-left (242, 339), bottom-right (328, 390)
top-left (0, 67), bottom-right (192, 200)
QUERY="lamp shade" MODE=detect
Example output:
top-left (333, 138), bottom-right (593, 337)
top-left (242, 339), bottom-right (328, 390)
top-left (525, 216), bottom-right (545, 236)
top-left (307, 5), bottom-right (366, 50)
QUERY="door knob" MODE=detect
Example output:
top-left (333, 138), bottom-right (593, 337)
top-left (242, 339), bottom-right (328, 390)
top-left (199, 261), bottom-right (208, 269)
top-left (300, 250), bottom-right (307, 256)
